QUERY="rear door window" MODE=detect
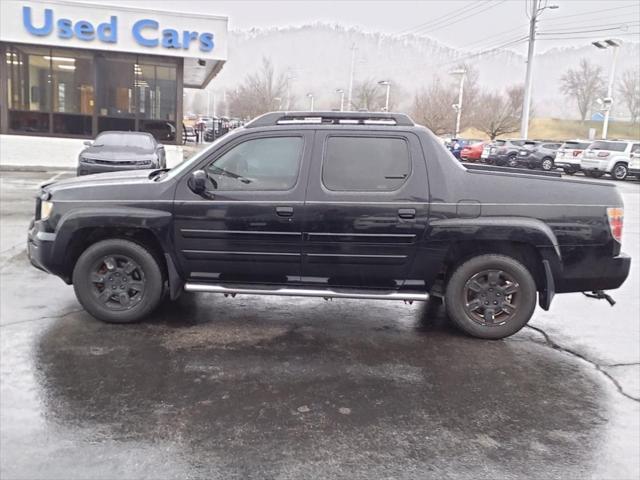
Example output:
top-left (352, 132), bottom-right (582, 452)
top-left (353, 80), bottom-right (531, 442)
top-left (590, 141), bottom-right (627, 152)
top-left (322, 136), bottom-right (410, 191)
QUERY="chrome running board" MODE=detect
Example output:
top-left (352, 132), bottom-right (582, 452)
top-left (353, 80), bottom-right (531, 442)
top-left (184, 283), bottom-right (429, 301)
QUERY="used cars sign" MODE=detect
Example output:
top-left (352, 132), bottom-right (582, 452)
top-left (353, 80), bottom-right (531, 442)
top-left (22, 5), bottom-right (215, 52)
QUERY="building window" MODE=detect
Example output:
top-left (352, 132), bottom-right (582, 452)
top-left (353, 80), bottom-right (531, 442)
top-left (137, 58), bottom-right (177, 142)
top-left (50, 49), bottom-right (94, 135)
top-left (96, 53), bottom-right (136, 133)
top-left (6, 45), bottom-right (51, 133)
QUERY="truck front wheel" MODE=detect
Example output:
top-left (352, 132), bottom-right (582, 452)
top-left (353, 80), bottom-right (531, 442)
top-left (72, 239), bottom-right (164, 323)
top-left (444, 254), bottom-right (537, 339)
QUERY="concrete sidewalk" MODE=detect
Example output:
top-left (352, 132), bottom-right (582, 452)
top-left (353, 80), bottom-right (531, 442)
top-left (0, 134), bottom-right (209, 171)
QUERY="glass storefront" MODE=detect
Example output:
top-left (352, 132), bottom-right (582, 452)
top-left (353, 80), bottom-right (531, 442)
top-left (1, 43), bottom-right (179, 143)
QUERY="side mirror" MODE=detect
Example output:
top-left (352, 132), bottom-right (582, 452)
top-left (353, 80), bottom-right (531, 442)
top-left (83, 140), bottom-right (93, 146)
top-left (188, 170), bottom-right (209, 196)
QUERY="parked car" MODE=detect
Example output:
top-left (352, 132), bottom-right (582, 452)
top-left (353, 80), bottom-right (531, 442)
top-left (77, 131), bottom-right (166, 176)
top-left (484, 139), bottom-right (526, 166)
top-left (447, 138), bottom-right (480, 159)
top-left (581, 140), bottom-right (640, 180)
top-left (515, 142), bottom-right (562, 171)
top-left (142, 121), bottom-right (176, 142)
top-left (460, 141), bottom-right (485, 162)
top-left (28, 111), bottom-right (630, 340)
top-left (628, 148), bottom-right (640, 180)
top-left (554, 140), bottom-right (592, 175)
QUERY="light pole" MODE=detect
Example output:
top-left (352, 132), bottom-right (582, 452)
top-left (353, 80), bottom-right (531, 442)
top-left (274, 97), bottom-right (283, 111)
top-left (336, 88), bottom-right (345, 111)
top-left (307, 93), bottom-right (314, 112)
top-left (449, 69), bottom-right (466, 138)
top-left (378, 80), bottom-right (391, 111)
top-left (285, 73), bottom-right (296, 110)
top-left (593, 39), bottom-right (622, 139)
top-left (521, 0), bottom-right (559, 139)
top-left (347, 44), bottom-right (357, 110)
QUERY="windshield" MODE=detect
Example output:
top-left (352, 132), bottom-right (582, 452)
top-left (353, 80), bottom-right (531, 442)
top-left (95, 133), bottom-right (154, 149)
top-left (589, 141), bottom-right (627, 152)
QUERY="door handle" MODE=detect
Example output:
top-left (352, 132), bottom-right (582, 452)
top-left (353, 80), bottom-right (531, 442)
top-left (398, 208), bottom-right (416, 219)
top-left (276, 206), bottom-right (294, 217)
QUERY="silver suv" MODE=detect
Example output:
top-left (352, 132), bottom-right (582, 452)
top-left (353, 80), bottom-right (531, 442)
top-left (581, 140), bottom-right (640, 180)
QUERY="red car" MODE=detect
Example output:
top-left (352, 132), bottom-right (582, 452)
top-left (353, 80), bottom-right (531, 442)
top-left (460, 141), bottom-right (485, 162)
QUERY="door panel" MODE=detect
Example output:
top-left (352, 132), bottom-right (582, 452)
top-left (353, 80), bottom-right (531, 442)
top-left (301, 131), bottom-right (429, 289)
top-left (173, 131), bottom-right (313, 285)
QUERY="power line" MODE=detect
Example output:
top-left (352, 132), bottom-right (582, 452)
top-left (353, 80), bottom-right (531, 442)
top-left (539, 23), bottom-right (640, 36)
top-left (537, 31), bottom-right (640, 41)
top-left (428, 35), bottom-right (529, 70)
top-left (418, 1), bottom-right (508, 36)
top-left (397, 1), bottom-right (487, 36)
top-left (538, 3), bottom-right (639, 24)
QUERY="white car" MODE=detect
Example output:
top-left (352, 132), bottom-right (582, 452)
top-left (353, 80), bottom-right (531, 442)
top-left (629, 149), bottom-right (640, 180)
top-left (581, 140), bottom-right (640, 180)
top-left (554, 140), bottom-right (591, 175)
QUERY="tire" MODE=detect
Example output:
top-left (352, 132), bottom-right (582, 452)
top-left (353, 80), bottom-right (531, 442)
top-left (563, 167), bottom-right (576, 175)
top-left (444, 254), bottom-right (537, 340)
top-left (72, 239), bottom-right (164, 323)
top-left (611, 162), bottom-right (628, 181)
top-left (585, 171), bottom-right (604, 178)
top-left (541, 157), bottom-right (554, 171)
top-left (507, 154), bottom-right (518, 168)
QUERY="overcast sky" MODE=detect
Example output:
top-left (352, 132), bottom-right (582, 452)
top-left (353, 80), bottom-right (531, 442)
top-left (84, 0), bottom-right (640, 53)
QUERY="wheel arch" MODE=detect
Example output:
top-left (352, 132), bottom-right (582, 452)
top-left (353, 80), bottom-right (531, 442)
top-left (428, 216), bottom-right (561, 310)
top-left (53, 208), bottom-right (183, 298)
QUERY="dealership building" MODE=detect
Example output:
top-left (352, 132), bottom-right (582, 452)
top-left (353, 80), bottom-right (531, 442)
top-left (0, 0), bottom-right (228, 167)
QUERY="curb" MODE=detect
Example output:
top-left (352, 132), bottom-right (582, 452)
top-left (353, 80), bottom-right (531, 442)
top-left (0, 165), bottom-right (75, 173)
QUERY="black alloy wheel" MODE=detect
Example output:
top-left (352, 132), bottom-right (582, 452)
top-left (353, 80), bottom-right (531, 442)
top-left (73, 239), bottom-right (164, 323)
top-left (445, 254), bottom-right (537, 339)
top-left (507, 154), bottom-right (518, 167)
top-left (462, 269), bottom-right (520, 326)
top-left (90, 254), bottom-right (146, 311)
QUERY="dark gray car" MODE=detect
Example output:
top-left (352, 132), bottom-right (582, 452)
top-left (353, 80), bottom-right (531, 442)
top-left (77, 131), bottom-right (166, 176)
top-left (515, 141), bottom-right (562, 171)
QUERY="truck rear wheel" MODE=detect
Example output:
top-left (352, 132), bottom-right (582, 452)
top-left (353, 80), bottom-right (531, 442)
top-left (444, 254), bottom-right (537, 339)
top-left (72, 239), bottom-right (164, 323)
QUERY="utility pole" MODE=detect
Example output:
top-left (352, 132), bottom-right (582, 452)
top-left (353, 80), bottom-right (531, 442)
top-left (347, 44), bottom-right (356, 111)
top-left (521, 1), bottom-right (559, 139)
top-left (449, 68), bottom-right (466, 137)
top-left (336, 89), bottom-right (345, 111)
top-left (285, 72), bottom-right (296, 110)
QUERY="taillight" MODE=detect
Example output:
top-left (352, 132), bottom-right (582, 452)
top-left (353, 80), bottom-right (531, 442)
top-left (598, 151), bottom-right (610, 157)
top-left (573, 150), bottom-right (582, 157)
top-left (607, 207), bottom-right (624, 243)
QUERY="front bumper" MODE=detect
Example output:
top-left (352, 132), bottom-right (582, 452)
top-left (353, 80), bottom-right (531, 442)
top-left (27, 218), bottom-right (61, 278)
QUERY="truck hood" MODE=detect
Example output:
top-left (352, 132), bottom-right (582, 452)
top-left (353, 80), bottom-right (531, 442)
top-left (43, 169), bottom-right (155, 192)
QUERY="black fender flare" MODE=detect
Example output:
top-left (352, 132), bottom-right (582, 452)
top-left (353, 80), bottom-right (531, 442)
top-left (53, 208), bottom-right (184, 297)
top-left (428, 216), bottom-right (561, 310)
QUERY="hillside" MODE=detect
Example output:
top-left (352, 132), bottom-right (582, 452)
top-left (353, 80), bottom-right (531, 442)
top-left (199, 24), bottom-right (639, 119)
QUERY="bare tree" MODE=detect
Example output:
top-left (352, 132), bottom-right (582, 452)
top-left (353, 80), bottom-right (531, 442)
top-left (350, 78), bottom-right (385, 111)
top-left (472, 86), bottom-right (524, 140)
top-left (227, 57), bottom-right (287, 120)
top-left (560, 58), bottom-right (605, 122)
top-left (410, 78), bottom-right (456, 136)
top-left (618, 69), bottom-right (640, 124)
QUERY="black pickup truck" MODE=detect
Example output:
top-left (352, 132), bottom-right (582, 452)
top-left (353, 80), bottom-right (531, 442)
top-left (27, 112), bottom-right (631, 339)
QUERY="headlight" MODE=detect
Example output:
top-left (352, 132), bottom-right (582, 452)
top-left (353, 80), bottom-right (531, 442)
top-left (41, 200), bottom-right (53, 220)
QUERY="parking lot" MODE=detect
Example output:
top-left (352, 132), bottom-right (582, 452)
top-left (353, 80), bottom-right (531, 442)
top-left (1, 170), bottom-right (638, 479)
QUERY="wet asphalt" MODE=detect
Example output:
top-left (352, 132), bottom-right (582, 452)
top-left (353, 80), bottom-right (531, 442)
top-left (1, 170), bottom-right (639, 480)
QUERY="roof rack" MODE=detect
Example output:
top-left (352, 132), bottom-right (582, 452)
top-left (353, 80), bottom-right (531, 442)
top-left (244, 111), bottom-right (415, 128)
